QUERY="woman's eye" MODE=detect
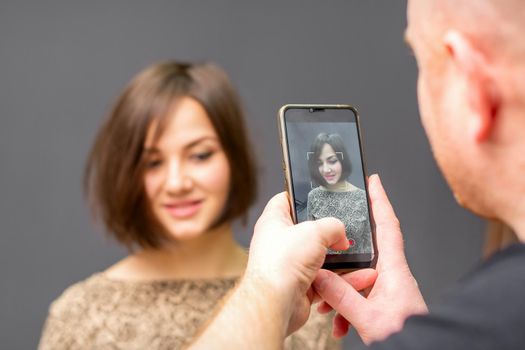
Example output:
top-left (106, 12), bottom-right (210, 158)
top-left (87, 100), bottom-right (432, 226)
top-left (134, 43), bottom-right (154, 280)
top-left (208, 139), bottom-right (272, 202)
top-left (146, 159), bottom-right (162, 169)
top-left (328, 159), bottom-right (338, 165)
top-left (191, 151), bottom-right (213, 161)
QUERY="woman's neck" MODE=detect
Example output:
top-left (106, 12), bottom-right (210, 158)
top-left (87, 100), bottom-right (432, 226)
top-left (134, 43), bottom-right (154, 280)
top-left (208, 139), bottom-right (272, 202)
top-left (323, 180), bottom-right (356, 192)
top-left (105, 223), bottom-right (248, 281)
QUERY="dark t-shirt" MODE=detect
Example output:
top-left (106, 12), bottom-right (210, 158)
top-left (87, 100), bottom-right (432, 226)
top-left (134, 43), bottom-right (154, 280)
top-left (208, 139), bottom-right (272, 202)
top-left (368, 243), bottom-right (525, 350)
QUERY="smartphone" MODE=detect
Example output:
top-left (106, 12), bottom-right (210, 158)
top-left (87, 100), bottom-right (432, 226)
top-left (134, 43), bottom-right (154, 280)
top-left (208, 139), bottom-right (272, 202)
top-left (278, 104), bottom-right (375, 269)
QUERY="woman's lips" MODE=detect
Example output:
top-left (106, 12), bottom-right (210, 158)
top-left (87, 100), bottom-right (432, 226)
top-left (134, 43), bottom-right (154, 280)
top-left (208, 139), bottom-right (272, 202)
top-left (323, 174), bottom-right (337, 182)
top-left (163, 200), bottom-right (203, 219)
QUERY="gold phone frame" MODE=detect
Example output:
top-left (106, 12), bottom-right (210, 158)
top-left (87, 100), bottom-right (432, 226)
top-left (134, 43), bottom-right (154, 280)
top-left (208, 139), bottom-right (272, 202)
top-left (277, 104), bottom-right (376, 269)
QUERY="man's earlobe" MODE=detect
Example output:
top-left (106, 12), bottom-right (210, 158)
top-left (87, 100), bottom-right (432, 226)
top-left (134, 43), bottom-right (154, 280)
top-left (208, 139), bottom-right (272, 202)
top-left (443, 30), bottom-right (500, 143)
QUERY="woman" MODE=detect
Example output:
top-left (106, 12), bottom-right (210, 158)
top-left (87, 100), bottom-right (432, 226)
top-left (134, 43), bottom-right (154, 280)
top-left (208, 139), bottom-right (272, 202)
top-left (307, 132), bottom-right (372, 254)
top-left (39, 62), bottom-right (338, 349)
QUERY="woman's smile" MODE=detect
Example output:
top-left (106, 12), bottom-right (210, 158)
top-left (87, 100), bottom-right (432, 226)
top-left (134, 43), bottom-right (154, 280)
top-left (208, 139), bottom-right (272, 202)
top-left (323, 173), bottom-right (338, 183)
top-left (163, 199), bottom-right (204, 219)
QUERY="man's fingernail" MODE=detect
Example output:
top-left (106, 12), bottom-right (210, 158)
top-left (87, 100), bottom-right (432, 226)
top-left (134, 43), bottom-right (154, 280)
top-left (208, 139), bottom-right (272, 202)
top-left (314, 272), bottom-right (329, 293)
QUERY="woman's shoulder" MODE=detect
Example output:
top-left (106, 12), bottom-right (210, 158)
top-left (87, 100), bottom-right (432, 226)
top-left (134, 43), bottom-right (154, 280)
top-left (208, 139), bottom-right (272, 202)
top-left (39, 273), bottom-right (109, 350)
top-left (307, 186), bottom-right (325, 199)
top-left (46, 273), bottom-right (108, 318)
top-left (350, 186), bottom-right (367, 200)
top-left (48, 272), bottom-right (239, 318)
top-left (40, 273), bottom-right (239, 349)
top-left (347, 185), bottom-right (365, 194)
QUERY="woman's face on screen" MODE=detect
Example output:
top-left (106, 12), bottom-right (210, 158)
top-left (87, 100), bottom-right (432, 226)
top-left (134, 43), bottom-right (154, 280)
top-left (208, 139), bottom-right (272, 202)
top-left (317, 143), bottom-right (343, 185)
top-left (143, 97), bottom-right (231, 241)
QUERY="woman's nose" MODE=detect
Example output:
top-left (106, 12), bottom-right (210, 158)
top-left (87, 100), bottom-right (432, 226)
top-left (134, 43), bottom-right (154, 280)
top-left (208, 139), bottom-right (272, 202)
top-left (322, 163), bottom-right (331, 174)
top-left (165, 161), bottom-right (192, 193)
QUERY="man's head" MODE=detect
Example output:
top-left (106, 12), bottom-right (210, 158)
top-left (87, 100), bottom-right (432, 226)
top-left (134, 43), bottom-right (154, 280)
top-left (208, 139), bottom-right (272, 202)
top-left (405, 0), bottom-right (525, 229)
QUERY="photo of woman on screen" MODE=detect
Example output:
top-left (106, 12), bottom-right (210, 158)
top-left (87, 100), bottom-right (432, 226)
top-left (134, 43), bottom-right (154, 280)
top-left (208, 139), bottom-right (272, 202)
top-left (307, 133), bottom-right (372, 254)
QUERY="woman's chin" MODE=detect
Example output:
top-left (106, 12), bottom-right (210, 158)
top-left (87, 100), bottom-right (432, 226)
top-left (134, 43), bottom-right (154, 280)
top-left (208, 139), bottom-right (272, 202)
top-left (323, 176), bottom-right (341, 185)
top-left (163, 224), bottom-right (208, 242)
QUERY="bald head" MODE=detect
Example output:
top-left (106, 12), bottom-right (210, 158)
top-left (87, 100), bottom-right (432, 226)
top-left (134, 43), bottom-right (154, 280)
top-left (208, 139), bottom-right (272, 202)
top-left (411, 0), bottom-right (525, 63)
top-left (406, 0), bottom-right (525, 233)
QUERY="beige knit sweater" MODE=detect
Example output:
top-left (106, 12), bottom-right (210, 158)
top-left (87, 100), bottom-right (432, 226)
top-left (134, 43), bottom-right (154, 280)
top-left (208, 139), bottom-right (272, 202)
top-left (39, 273), bottom-right (340, 350)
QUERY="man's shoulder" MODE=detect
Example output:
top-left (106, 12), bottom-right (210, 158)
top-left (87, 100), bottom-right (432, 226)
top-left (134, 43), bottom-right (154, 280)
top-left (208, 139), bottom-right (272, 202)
top-left (434, 243), bottom-right (525, 325)
top-left (375, 243), bottom-right (525, 350)
top-left (455, 242), bottom-right (525, 302)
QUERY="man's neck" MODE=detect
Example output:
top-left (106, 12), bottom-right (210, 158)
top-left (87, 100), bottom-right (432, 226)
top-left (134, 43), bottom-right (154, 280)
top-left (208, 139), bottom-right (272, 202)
top-left (498, 186), bottom-right (525, 243)
top-left (507, 218), bottom-right (525, 243)
top-left (495, 104), bottom-right (525, 243)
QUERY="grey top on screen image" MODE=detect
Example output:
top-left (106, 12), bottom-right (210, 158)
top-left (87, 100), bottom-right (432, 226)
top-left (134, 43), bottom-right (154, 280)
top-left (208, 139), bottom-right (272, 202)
top-left (307, 186), bottom-right (372, 254)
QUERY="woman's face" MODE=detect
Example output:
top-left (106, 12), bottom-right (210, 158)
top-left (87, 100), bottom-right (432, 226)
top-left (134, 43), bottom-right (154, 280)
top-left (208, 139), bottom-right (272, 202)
top-left (317, 143), bottom-right (343, 186)
top-left (143, 97), bottom-right (231, 241)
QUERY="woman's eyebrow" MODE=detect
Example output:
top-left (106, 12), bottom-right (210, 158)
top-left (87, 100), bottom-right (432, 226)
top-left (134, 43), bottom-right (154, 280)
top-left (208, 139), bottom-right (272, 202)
top-left (143, 136), bottom-right (218, 153)
top-left (143, 147), bottom-right (159, 154)
top-left (184, 136), bottom-right (218, 149)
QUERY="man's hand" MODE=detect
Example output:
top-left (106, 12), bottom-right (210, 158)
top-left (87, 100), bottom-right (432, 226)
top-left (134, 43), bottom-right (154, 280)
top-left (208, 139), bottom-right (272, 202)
top-left (245, 192), bottom-right (376, 335)
top-left (314, 174), bottom-right (428, 344)
top-left (190, 192), bottom-right (377, 349)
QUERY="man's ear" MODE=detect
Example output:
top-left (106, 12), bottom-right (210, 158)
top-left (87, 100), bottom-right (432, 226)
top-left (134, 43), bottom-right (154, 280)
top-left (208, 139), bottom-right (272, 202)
top-left (443, 30), bottom-right (500, 143)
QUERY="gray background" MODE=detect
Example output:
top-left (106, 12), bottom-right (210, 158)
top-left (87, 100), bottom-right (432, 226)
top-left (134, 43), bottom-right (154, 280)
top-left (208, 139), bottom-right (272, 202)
top-left (0, 1), bottom-right (483, 349)
top-left (286, 120), bottom-right (365, 222)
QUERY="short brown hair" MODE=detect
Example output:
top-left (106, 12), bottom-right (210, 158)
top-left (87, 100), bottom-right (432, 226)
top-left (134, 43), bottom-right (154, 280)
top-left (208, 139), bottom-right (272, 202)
top-left (85, 61), bottom-right (257, 249)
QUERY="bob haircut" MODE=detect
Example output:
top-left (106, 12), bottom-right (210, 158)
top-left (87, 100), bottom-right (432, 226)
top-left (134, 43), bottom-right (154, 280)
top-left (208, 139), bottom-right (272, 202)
top-left (85, 61), bottom-right (257, 249)
top-left (308, 132), bottom-right (352, 187)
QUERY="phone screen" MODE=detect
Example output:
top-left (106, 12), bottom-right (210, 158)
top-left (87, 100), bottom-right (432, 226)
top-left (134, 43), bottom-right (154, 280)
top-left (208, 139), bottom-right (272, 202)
top-left (281, 106), bottom-right (374, 268)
